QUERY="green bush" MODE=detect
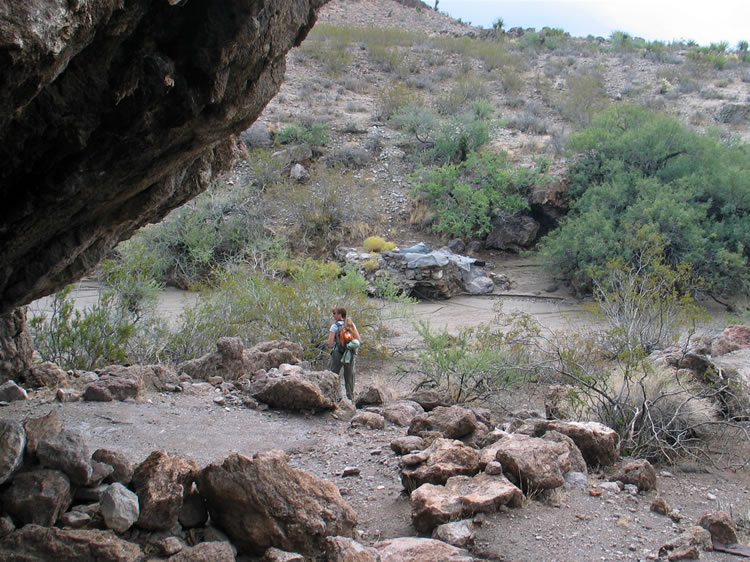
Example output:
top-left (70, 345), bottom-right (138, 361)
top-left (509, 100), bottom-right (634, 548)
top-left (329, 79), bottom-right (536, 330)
top-left (275, 122), bottom-right (329, 147)
top-left (411, 152), bottom-right (539, 238)
top-left (164, 260), bottom-right (404, 364)
top-left (541, 104), bottom-right (750, 297)
top-left (555, 65), bottom-right (609, 127)
top-left (402, 321), bottom-right (523, 403)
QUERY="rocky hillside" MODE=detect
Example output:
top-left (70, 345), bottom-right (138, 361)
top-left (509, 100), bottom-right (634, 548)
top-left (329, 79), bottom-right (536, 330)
top-left (244, 0), bottom-right (750, 257)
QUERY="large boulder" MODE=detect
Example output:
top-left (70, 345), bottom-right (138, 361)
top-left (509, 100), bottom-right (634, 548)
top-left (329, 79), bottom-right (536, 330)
top-left (1, 469), bottom-right (72, 526)
top-left (485, 211), bottom-right (540, 251)
top-left (0, 420), bottom-right (25, 484)
top-left (23, 410), bottom-right (63, 459)
top-left (411, 473), bottom-right (522, 533)
top-left (82, 367), bottom-right (145, 402)
top-left (535, 419), bottom-right (620, 468)
top-left (383, 400), bottom-right (425, 427)
top-left (711, 325), bottom-right (750, 356)
top-left (708, 349), bottom-right (750, 419)
top-left (372, 537), bottom-right (475, 561)
top-left (0, 0), bottom-right (329, 315)
top-left (198, 450), bottom-right (357, 557)
top-left (492, 433), bottom-right (572, 491)
top-left (0, 525), bottom-right (142, 561)
top-left (100, 483), bottom-right (140, 534)
top-left (408, 405), bottom-right (478, 439)
top-left (400, 438), bottom-right (480, 491)
top-left (37, 430), bottom-right (93, 486)
top-left (253, 370), bottom-right (338, 411)
top-left (177, 338), bottom-right (303, 382)
top-left (131, 451), bottom-right (198, 531)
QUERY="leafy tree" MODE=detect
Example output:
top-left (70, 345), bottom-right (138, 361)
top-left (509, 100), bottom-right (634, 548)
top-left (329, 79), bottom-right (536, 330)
top-left (542, 104), bottom-right (750, 297)
top-left (411, 152), bottom-right (538, 238)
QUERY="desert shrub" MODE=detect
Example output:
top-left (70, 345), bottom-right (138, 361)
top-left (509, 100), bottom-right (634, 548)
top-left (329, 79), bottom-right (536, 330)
top-left (121, 181), bottom-right (282, 288)
top-left (554, 65), bottom-right (609, 127)
top-left (276, 166), bottom-right (379, 255)
top-left (402, 321), bottom-right (524, 403)
top-left (541, 104), bottom-right (750, 297)
top-left (435, 75), bottom-right (490, 115)
top-left (507, 102), bottom-right (549, 134)
top-left (30, 286), bottom-right (135, 370)
top-left (275, 122), bottom-right (329, 147)
top-left (471, 99), bottom-right (494, 120)
top-left (368, 44), bottom-right (405, 72)
top-left (245, 149), bottom-right (286, 191)
top-left (498, 71), bottom-right (524, 95)
top-left (411, 152), bottom-right (539, 238)
top-left (375, 84), bottom-right (419, 121)
top-left (363, 236), bottom-right (396, 252)
top-left (164, 260), bottom-right (405, 364)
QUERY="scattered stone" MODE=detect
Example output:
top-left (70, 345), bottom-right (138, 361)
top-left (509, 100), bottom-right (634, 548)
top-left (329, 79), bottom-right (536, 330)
top-left (493, 433), bottom-right (572, 491)
top-left (23, 410), bottom-right (63, 459)
top-left (651, 496), bottom-right (671, 515)
top-left (37, 430), bottom-right (93, 485)
top-left (373, 537), bottom-right (474, 561)
top-left (534, 419), bottom-right (620, 468)
top-left (658, 526), bottom-right (712, 559)
top-left (0, 525), bottom-right (143, 560)
top-left (354, 384), bottom-right (392, 408)
top-left (132, 450), bottom-right (198, 531)
top-left (699, 510), bottom-right (738, 545)
top-left (83, 366), bottom-right (145, 402)
top-left (0, 380), bottom-right (27, 401)
top-left (167, 541), bottom-right (236, 561)
top-left (404, 389), bottom-right (452, 411)
top-left (408, 405), bottom-right (478, 439)
top-left (400, 438), bottom-right (480, 491)
top-left (264, 546), bottom-right (305, 561)
top-left (26, 362), bottom-right (68, 389)
top-left (390, 435), bottom-right (426, 456)
top-left (382, 400), bottom-right (424, 427)
top-left (0, 420), bottom-right (26, 484)
top-left (59, 510), bottom-right (91, 529)
top-left (155, 536), bottom-right (186, 557)
top-left (350, 411), bottom-right (385, 429)
top-left (1, 468), bottom-right (72, 526)
top-left (325, 536), bottom-right (379, 561)
top-left (93, 448), bottom-right (134, 485)
top-left (614, 459), bottom-right (657, 492)
top-left (56, 388), bottom-right (81, 402)
top-left (341, 466), bottom-right (360, 477)
top-left (101, 482), bottom-right (140, 533)
top-left (433, 519), bottom-right (475, 548)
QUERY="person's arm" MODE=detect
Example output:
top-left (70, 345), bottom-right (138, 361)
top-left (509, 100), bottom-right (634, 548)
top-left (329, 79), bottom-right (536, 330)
top-left (327, 328), bottom-right (335, 347)
top-left (352, 323), bottom-right (361, 342)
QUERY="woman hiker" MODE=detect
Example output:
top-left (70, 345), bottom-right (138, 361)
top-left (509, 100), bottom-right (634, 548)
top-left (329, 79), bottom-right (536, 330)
top-left (327, 307), bottom-right (361, 401)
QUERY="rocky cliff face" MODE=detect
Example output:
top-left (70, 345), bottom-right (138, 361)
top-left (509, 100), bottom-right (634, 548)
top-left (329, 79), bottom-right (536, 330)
top-left (0, 0), bottom-right (327, 315)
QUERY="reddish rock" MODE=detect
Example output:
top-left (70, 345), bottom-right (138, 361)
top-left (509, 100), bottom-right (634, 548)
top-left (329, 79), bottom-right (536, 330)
top-left (131, 450), bottom-right (198, 531)
top-left (614, 459), bottom-right (657, 492)
top-left (0, 525), bottom-right (142, 561)
top-left (198, 450), bottom-right (357, 557)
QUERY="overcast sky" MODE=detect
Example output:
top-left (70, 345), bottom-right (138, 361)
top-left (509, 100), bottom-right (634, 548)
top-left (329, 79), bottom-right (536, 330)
top-left (435, 0), bottom-right (749, 48)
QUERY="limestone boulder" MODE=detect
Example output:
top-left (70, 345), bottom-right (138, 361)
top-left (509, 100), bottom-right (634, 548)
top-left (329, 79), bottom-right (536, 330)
top-left (131, 450), bottom-right (198, 531)
top-left (535, 419), bottom-right (620, 468)
top-left (1, 469), bottom-right (72, 526)
top-left (433, 519), bottom-right (476, 548)
top-left (37, 430), bottom-right (93, 486)
top-left (400, 438), bottom-right (480, 491)
top-left (198, 450), bottom-right (357, 557)
top-left (0, 525), bottom-right (142, 561)
top-left (0, 420), bottom-right (26, 484)
top-left (408, 405), bottom-right (478, 439)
